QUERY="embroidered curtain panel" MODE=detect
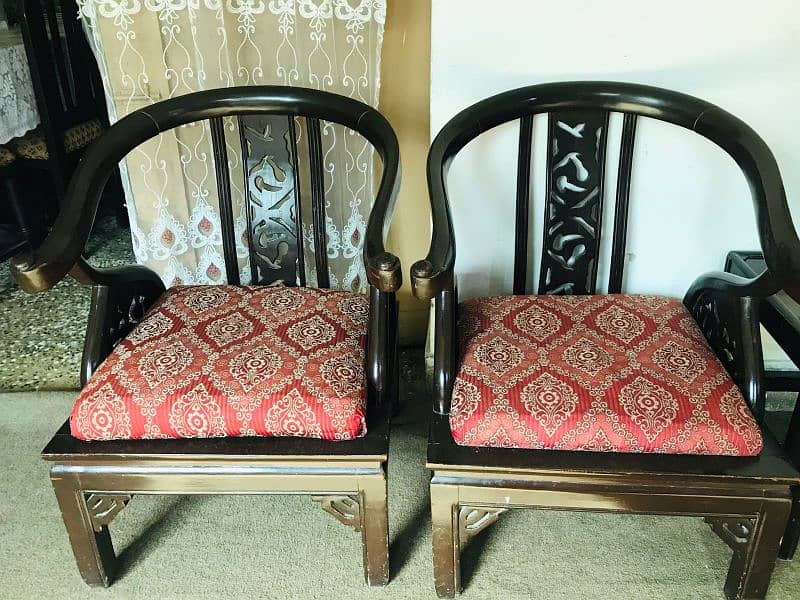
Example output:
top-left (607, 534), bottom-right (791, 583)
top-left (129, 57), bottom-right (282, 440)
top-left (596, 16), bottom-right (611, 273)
top-left (78, 0), bottom-right (387, 290)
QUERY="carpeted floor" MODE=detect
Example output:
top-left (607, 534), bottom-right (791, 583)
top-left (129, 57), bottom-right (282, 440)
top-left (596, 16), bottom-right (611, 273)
top-left (0, 216), bottom-right (134, 391)
top-left (1, 364), bottom-right (799, 600)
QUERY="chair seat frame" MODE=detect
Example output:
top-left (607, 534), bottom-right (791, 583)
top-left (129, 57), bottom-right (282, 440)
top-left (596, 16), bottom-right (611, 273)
top-left (12, 86), bottom-right (402, 587)
top-left (428, 415), bottom-right (795, 599)
top-left (412, 81), bottom-right (800, 599)
top-left (44, 414), bottom-right (391, 586)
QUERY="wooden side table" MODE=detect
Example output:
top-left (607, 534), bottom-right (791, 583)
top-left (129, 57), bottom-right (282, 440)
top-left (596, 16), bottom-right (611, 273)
top-left (726, 250), bottom-right (800, 558)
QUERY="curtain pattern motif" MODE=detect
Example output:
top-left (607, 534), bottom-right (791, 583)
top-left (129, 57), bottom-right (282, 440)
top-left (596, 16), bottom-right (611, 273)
top-left (77, 0), bottom-right (386, 289)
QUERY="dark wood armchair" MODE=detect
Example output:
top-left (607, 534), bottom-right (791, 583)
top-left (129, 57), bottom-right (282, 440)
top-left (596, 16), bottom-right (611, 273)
top-left (411, 81), bottom-right (800, 599)
top-left (11, 86), bottom-right (401, 587)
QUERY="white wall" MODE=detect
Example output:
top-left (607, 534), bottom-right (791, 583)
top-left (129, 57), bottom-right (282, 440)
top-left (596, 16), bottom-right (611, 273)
top-left (431, 0), bottom-right (800, 301)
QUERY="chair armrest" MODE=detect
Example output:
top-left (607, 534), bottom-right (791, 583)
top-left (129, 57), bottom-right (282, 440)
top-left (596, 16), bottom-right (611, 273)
top-left (411, 257), bottom-right (453, 301)
top-left (9, 243), bottom-right (81, 293)
top-left (70, 258), bottom-right (165, 290)
top-left (684, 283), bottom-right (765, 419)
top-left (77, 262), bottom-right (165, 385)
top-left (684, 268), bottom-right (780, 308)
top-left (365, 250), bottom-right (402, 294)
top-left (363, 190), bottom-right (401, 290)
top-left (9, 109), bottom-right (162, 293)
top-left (12, 248), bottom-right (164, 292)
top-left (363, 118), bottom-right (401, 294)
top-left (411, 161), bottom-right (456, 301)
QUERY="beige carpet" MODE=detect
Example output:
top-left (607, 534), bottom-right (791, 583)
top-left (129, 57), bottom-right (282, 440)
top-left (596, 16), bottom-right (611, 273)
top-left (1, 386), bottom-right (799, 599)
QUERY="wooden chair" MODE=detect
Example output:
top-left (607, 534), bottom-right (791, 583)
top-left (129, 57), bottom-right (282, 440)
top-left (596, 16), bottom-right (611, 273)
top-left (13, 0), bottom-right (108, 208)
top-left (411, 81), bottom-right (800, 600)
top-left (10, 86), bottom-right (401, 587)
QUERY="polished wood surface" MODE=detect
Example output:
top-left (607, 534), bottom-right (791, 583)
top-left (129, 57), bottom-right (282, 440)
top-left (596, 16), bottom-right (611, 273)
top-left (608, 113), bottom-right (637, 294)
top-left (209, 116), bottom-right (240, 285)
top-left (307, 116), bottom-right (330, 288)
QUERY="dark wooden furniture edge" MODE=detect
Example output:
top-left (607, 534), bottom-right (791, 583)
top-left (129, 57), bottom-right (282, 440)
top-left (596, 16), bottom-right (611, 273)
top-left (726, 250), bottom-right (800, 362)
top-left (43, 407), bottom-right (390, 462)
top-left (427, 414), bottom-right (799, 599)
top-left (427, 414), bottom-right (799, 485)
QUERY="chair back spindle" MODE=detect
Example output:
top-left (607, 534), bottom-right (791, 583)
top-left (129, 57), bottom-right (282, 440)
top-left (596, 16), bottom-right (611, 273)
top-left (512, 115), bottom-right (533, 295)
top-left (287, 116), bottom-right (307, 287)
top-left (209, 116), bottom-right (240, 285)
top-left (608, 113), bottom-right (638, 293)
top-left (306, 117), bottom-right (330, 288)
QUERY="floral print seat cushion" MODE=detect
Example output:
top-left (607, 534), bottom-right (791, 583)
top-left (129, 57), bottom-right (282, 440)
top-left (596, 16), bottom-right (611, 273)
top-left (70, 285), bottom-right (370, 442)
top-left (450, 294), bottom-right (763, 456)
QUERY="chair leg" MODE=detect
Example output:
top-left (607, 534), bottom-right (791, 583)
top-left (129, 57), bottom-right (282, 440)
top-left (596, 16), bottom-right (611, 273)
top-left (51, 473), bottom-right (119, 587)
top-left (358, 471), bottom-right (390, 586)
top-left (778, 393), bottom-right (800, 560)
top-left (3, 175), bottom-right (37, 247)
top-left (723, 498), bottom-right (791, 600)
top-left (388, 294), bottom-right (400, 414)
top-left (431, 484), bottom-right (460, 598)
top-left (784, 392), bottom-right (800, 461)
top-left (779, 486), bottom-right (800, 560)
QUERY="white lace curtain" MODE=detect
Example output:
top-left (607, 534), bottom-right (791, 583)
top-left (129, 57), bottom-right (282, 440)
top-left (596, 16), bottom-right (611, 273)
top-left (78, 0), bottom-right (387, 290)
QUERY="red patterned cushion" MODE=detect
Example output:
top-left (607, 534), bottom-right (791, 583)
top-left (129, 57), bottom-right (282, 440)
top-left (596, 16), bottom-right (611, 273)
top-left (450, 295), bottom-right (762, 456)
top-left (70, 286), bottom-right (370, 442)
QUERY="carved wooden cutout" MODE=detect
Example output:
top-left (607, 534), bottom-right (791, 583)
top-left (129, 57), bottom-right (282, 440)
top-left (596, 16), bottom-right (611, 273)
top-left (312, 495), bottom-right (362, 532)
top-left (539, 111), bottom-right (608, 295)
top-left (458, 506), bottom-right (507, 547)
top-left (240, 115), bottom-right (301, 286)
top-left (85, 494), bottom-right (131, 533)
top-left (109, 293), bottom-right (149, 350)
top-left (691, 292), bottom-right (738, 377)
top-left (704, 516), bottom-right (755, 551)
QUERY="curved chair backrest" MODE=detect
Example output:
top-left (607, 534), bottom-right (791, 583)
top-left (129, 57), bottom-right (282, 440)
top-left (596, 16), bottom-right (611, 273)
top-left (21, 86), bottom-right (400, 292)
top-left (426, 81), bottom-right (799, 299)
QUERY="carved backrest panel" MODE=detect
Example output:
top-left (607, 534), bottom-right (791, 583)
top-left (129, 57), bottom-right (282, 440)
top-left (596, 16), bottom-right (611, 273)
top-left (239, 115), bottom-right (303, 287)
top-left (538, 111), bottom-right (609, 295)
top-left (209, 113), bottom-right (374, 289)
top-left (507, 109), bottom-right (636, 296)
